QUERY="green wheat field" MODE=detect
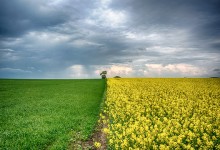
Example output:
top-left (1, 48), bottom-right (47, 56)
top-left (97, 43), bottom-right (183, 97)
top-left (0, 79), bottom-right (106, 149)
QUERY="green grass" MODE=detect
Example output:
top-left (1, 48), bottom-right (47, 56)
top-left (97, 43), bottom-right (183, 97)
top-left (0, 79), bottom-right (106, 150)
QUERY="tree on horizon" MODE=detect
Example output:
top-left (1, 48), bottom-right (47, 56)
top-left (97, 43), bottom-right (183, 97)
top-left (100, 71), bottom-right (107, 79)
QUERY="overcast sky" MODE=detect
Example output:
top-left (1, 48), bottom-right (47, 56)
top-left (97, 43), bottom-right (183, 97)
top-left (0, 0), bottom-right (220, 78)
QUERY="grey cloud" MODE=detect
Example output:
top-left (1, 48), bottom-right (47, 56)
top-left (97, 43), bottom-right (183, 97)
top-left (110, 0), bottom-right (220, 52)
top-left (212, 68), bottom-right (220, 76)
top-left (110, 0), bottom-right (220, 26)
top-left (213, 69), bottom-right (220, 72)
top-left (0, 67), bottom-right (32, 78)
top-left (0, 0), bottom-right (220, 78)
top-left (0, 1), bottom-right (64, 37)
top-left (0, 0), bottom-right (97, 37)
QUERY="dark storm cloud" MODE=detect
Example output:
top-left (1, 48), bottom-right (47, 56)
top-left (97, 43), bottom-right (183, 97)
top-left (0, 1), bottom-right (63, 37)
top-left (110, 0), bottom-right (220, 26)
top-left (212, 68), bottom-right (220, 76)
top-left (213, 69), bottom-right (220, 72)
top-left (0, 0), bottom-right (97, 37)
top-left (110, 0), bottom-right (220, 49)
top-left (0, 0), bottom-right (220, 78)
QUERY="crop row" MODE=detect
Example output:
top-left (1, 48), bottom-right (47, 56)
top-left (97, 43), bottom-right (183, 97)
top-left (102, 78), bottom-right (220, 149)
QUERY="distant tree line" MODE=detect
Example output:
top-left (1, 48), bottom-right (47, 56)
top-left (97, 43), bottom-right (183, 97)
top-left (100, 71), bottom-right (122, 79)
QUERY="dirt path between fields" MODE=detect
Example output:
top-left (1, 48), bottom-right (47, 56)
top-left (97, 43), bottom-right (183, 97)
top-left (69, 89), bottom-right (108, 150)
top-left (68, 112), bottom-right (108, 150)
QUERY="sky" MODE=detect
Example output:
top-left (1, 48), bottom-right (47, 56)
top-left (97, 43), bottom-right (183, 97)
top-left (0, 0), bottom-right (220, 78)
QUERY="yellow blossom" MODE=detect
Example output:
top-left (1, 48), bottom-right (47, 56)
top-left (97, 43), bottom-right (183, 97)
top-left (105, 78), bottom-right (220, 149)
top-left (94, 142), bottom-right (101, 148)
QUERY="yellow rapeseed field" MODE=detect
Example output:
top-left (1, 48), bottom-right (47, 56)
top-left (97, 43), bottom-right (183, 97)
top-left (102, 78), bottom-right (220, 149)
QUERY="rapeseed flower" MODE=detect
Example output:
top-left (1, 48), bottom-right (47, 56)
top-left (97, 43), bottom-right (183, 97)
top-left (105, 78), bottom-right (220, 149)
top-left (94, 142), bottom-right (101, 148)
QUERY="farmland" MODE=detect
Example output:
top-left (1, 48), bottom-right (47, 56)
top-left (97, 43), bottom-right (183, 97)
top-left (1, 78), bottom-right (220, 150)
top-left (104, 78), bottom-right (220, 149)
top-left (0, 79), bottom-right (105, 149)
